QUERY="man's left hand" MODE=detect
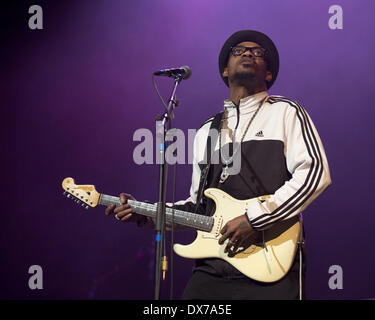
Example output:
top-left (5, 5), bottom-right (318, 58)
top-left (218, 214), bottom-right (257, 255)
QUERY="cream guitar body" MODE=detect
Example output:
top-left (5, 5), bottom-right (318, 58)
top-left (174, 188), bottom-right (301, 283)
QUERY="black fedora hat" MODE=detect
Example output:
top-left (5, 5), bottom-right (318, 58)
top-left (218, 30), bottom-right (279, 89)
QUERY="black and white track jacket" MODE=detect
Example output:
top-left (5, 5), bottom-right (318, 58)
top-left (173, 91), bottom-right (332, 231)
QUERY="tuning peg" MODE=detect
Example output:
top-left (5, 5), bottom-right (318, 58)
top-left (63, 191), bottom-right (66, 196)
top-left (85, 206), bottom-right (89, 210)
top-left (67, 194), bottom-right (71, 198)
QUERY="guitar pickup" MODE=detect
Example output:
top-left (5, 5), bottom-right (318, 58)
top-left (201, 232), bottom-right (218, 240)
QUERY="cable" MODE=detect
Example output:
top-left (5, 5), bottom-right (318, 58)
top-left (152, 74), bottom-right (171, 119)
top-left (169, 160), bottom-right (177, 299)
top-left (162, 158), bottom-right (169, 282)
top-left (152, 73), bottom-right (179, 299)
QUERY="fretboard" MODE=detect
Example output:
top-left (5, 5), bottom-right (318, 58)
top-left (99, 194), bottom-right (213, 232)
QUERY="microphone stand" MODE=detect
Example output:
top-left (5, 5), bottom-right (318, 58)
top-left (154, 75), bottom-right (182, 300)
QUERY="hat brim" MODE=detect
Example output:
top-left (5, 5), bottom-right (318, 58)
top-left (218, 30), bottom-right (279, 89)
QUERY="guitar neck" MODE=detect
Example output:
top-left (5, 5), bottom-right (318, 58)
top-left (98, 194), bottom-right (213, 232)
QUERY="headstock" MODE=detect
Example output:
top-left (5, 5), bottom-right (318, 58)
top-left (62, 177), bottom-right (100, 209)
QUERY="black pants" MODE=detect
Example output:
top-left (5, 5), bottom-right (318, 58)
top-left (182, 247), bottom-right (306, 300)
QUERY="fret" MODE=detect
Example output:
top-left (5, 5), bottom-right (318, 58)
top-left (99, 194), bottom-right (213, 232)
top-left (99, 194), bottom-right (122, 207)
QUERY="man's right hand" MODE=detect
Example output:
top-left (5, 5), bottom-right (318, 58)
top-left (105, 193), bottom-right (145, 224)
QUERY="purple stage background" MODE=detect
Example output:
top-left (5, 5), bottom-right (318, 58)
top-left (2, 0), bottom-right (375, 299)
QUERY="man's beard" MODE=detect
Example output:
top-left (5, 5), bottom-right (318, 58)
top-left (232, 70), bottom-right (257, 86)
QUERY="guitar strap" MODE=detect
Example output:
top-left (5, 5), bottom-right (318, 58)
top-left (194, 111), bottom-right (224, 214)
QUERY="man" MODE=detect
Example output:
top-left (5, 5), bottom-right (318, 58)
top-left (105, 30), bottom-right (331, 299)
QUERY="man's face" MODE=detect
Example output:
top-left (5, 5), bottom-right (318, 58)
top-left (222, 41), bottom-right (272, 87)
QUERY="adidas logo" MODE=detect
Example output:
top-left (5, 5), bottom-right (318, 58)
top-left (255, 130), bottom-right (264, 137)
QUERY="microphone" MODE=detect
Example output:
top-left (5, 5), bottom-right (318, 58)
top-left (153, 65), bottom-right (192, 80)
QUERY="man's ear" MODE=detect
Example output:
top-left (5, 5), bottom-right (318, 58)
top-left (222, 67), bottom-right (228, 78)
top-left (265, 70), bottom-right (272, 82)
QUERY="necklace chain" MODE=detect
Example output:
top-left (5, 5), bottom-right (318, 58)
top-left (219, 96), bottom-right (267, 165)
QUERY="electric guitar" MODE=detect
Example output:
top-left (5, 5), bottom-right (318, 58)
top-left (62, 177), bottom-right (301, 283)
